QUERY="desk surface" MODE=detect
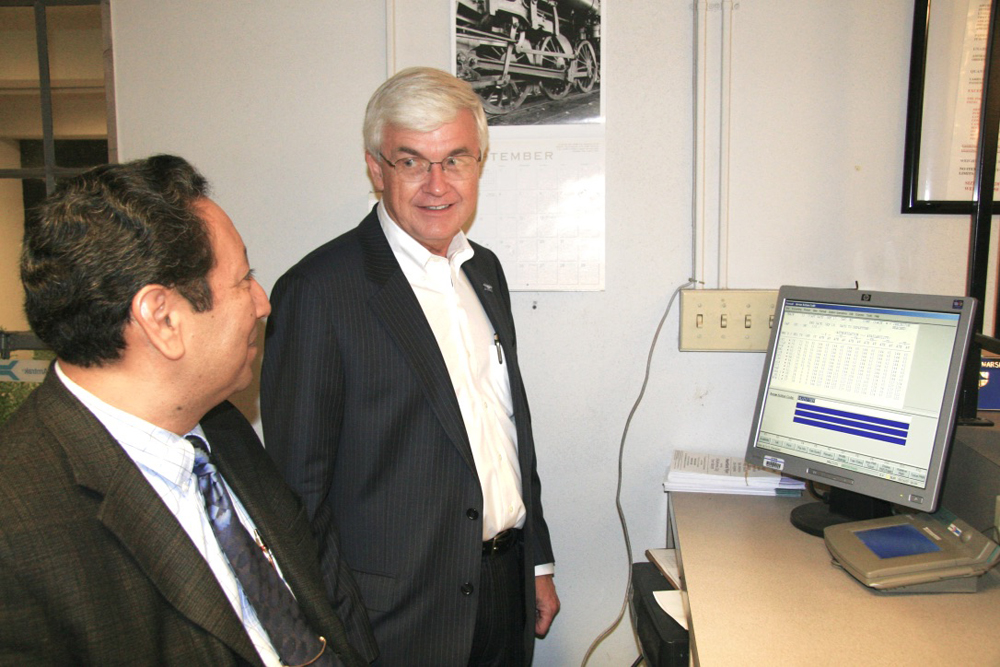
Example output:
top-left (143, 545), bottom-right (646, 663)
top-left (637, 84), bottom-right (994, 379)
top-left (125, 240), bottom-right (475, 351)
top-left (670, 493), bottom-right (1000, 666)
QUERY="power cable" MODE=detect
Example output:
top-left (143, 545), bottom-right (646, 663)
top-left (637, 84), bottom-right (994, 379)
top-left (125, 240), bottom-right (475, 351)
top-left (580, 279), bottom-right (696, 666)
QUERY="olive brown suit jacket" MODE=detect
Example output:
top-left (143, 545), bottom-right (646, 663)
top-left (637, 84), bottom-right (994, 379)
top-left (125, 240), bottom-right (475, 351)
top-left (0, 372), bottom-right (376, 665)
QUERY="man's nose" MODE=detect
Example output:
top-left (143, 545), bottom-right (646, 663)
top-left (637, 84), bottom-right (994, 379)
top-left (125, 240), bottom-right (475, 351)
top-left (252, 280), bottom-right (271, 318)
top-left (423, 162), bottom-right (449, 194)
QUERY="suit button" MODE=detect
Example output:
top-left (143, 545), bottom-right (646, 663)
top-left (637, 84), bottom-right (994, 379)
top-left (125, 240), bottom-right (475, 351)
top-left (461, 583), bottom-right (474, 595)
top-left (466, 508), bottom-right (479, 520)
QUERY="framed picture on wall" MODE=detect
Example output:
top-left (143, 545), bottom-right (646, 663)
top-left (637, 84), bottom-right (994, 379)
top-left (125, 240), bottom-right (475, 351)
top-left (454, 0), bottom-right (602, 126)
top-left (902, 0), bottom-right (1000, 213)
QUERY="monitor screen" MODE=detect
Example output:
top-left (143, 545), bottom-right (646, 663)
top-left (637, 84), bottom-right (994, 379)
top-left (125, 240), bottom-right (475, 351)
top-left (744, 286), bottom-right (976, 536)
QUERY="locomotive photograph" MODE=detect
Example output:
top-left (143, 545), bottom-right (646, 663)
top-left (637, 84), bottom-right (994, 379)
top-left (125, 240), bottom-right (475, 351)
top-left (455, 0), bottom-right (602, 125)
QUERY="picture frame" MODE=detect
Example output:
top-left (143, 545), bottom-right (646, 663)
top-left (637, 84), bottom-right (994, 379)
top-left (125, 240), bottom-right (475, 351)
top-left (901, 0), bottom-right (1000, 214)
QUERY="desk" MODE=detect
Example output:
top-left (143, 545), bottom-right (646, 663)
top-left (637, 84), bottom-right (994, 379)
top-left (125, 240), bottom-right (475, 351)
top-left (668, 492), bottom-right (1000, 666)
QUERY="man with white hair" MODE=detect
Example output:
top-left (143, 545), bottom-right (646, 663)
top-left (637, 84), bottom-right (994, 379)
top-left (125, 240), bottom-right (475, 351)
top-left (262, 67), bottom-right (559, 665)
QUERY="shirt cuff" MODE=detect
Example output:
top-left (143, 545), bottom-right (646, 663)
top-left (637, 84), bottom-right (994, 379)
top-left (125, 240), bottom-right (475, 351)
top-left (534, 562), bottom-right (555, 577)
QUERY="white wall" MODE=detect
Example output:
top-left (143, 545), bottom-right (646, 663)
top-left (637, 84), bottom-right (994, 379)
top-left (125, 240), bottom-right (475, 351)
top-left (110, 1), bottom-right (973, 664)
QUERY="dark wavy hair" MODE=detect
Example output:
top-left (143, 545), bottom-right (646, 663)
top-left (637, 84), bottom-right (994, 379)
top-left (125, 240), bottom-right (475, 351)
top-left (20, 154), bottom-right (215, 367)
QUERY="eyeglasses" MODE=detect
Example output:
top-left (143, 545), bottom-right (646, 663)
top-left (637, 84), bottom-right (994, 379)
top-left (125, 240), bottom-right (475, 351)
top-left (379, 152), bottom-right (482, 182)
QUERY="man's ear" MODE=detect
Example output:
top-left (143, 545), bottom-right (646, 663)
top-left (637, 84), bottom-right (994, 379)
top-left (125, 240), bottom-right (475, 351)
top-left (365, 151), bottom-right (385, 192)
top-left (131, 284), bottom-right (186, 361)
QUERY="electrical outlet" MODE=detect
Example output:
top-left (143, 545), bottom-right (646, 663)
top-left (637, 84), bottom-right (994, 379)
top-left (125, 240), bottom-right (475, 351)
top-left (679, 289), bottom-right (779, 352)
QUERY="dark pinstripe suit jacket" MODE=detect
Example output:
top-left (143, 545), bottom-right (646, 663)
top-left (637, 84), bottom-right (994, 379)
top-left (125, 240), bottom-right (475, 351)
top-left (0, 372), bottom-right (375, 666)
top-left (260, 207), bottom-right (554, 666)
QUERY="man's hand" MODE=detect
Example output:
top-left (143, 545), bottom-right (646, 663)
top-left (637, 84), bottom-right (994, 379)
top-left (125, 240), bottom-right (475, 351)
top-left (534, 574), bottom-right (560, 637)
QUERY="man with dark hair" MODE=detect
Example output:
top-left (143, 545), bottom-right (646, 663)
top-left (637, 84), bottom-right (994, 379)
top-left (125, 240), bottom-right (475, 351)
top-left (0, 155), bottom-right (376, 666)
top-left (262, 67), bottom-right (559, 666)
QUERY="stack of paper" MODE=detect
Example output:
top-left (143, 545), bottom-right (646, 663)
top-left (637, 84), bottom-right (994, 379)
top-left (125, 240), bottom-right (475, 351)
top-left (663, 449), bottom-right (805, 496)
top-left (645, 548), bottom-right (681, 589)
top-left (645, 549), bottom-right (687, 630)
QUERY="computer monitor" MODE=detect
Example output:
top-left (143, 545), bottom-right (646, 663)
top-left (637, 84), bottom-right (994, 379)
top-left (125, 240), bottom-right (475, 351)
top-left (744, 286), bottom-right (977, 536)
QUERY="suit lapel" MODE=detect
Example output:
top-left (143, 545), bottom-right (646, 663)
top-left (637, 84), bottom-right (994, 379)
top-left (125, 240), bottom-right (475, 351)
top-left (463, 258), bottom-right (515, 362)
top-left (98, 462), bottom-right (262, 666)
top-left (463, 251), bottom-right (526, 406)
top-left (462, 253), bottom-right (537, 485)
top-left (358, 210), bottom-right (477, 472)
top-left (39, 375), bottom-right (262, 666)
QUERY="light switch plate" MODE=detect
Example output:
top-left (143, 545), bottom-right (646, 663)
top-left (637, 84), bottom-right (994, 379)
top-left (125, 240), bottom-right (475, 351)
top-left (679, 289), bottom-right (779, 352)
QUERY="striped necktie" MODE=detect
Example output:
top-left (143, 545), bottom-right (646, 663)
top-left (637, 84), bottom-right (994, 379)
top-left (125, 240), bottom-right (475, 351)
top-left (187, 435), bottom-right (333, 666)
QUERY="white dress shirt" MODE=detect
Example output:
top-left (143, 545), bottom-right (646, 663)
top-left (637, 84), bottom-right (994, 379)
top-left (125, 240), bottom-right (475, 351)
top-left (55, 363), bottom-right (287, 667)
top-left (378, 203), bottom-right (527, 540)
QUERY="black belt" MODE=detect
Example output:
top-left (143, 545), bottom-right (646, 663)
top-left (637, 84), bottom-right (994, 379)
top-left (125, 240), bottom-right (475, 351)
top-left (482, 529), bottom-right (519, 556)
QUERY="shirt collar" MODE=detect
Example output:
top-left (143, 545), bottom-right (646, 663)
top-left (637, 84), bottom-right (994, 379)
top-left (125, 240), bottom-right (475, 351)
top-left (54, 361), bottom-right (206, 487)
top-left (377, 201), bottom-right (475, 281)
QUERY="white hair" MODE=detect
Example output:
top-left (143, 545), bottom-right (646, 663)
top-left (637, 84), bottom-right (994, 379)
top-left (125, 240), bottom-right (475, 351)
top-left (363, 67), bottom-right (489, 158)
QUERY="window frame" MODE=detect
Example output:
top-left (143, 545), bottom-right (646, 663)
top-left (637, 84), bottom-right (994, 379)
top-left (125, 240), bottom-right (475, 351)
top-left (0, 0), bottom-right (115, 195)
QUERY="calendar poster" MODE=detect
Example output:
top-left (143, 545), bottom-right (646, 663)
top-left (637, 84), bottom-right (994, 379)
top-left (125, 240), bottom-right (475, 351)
top-left (470, 128), bottom-right (605, 291)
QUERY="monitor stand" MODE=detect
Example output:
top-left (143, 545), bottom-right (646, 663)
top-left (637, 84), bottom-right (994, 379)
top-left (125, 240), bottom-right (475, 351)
top-left (790, 487), bottom-right (892, 537)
